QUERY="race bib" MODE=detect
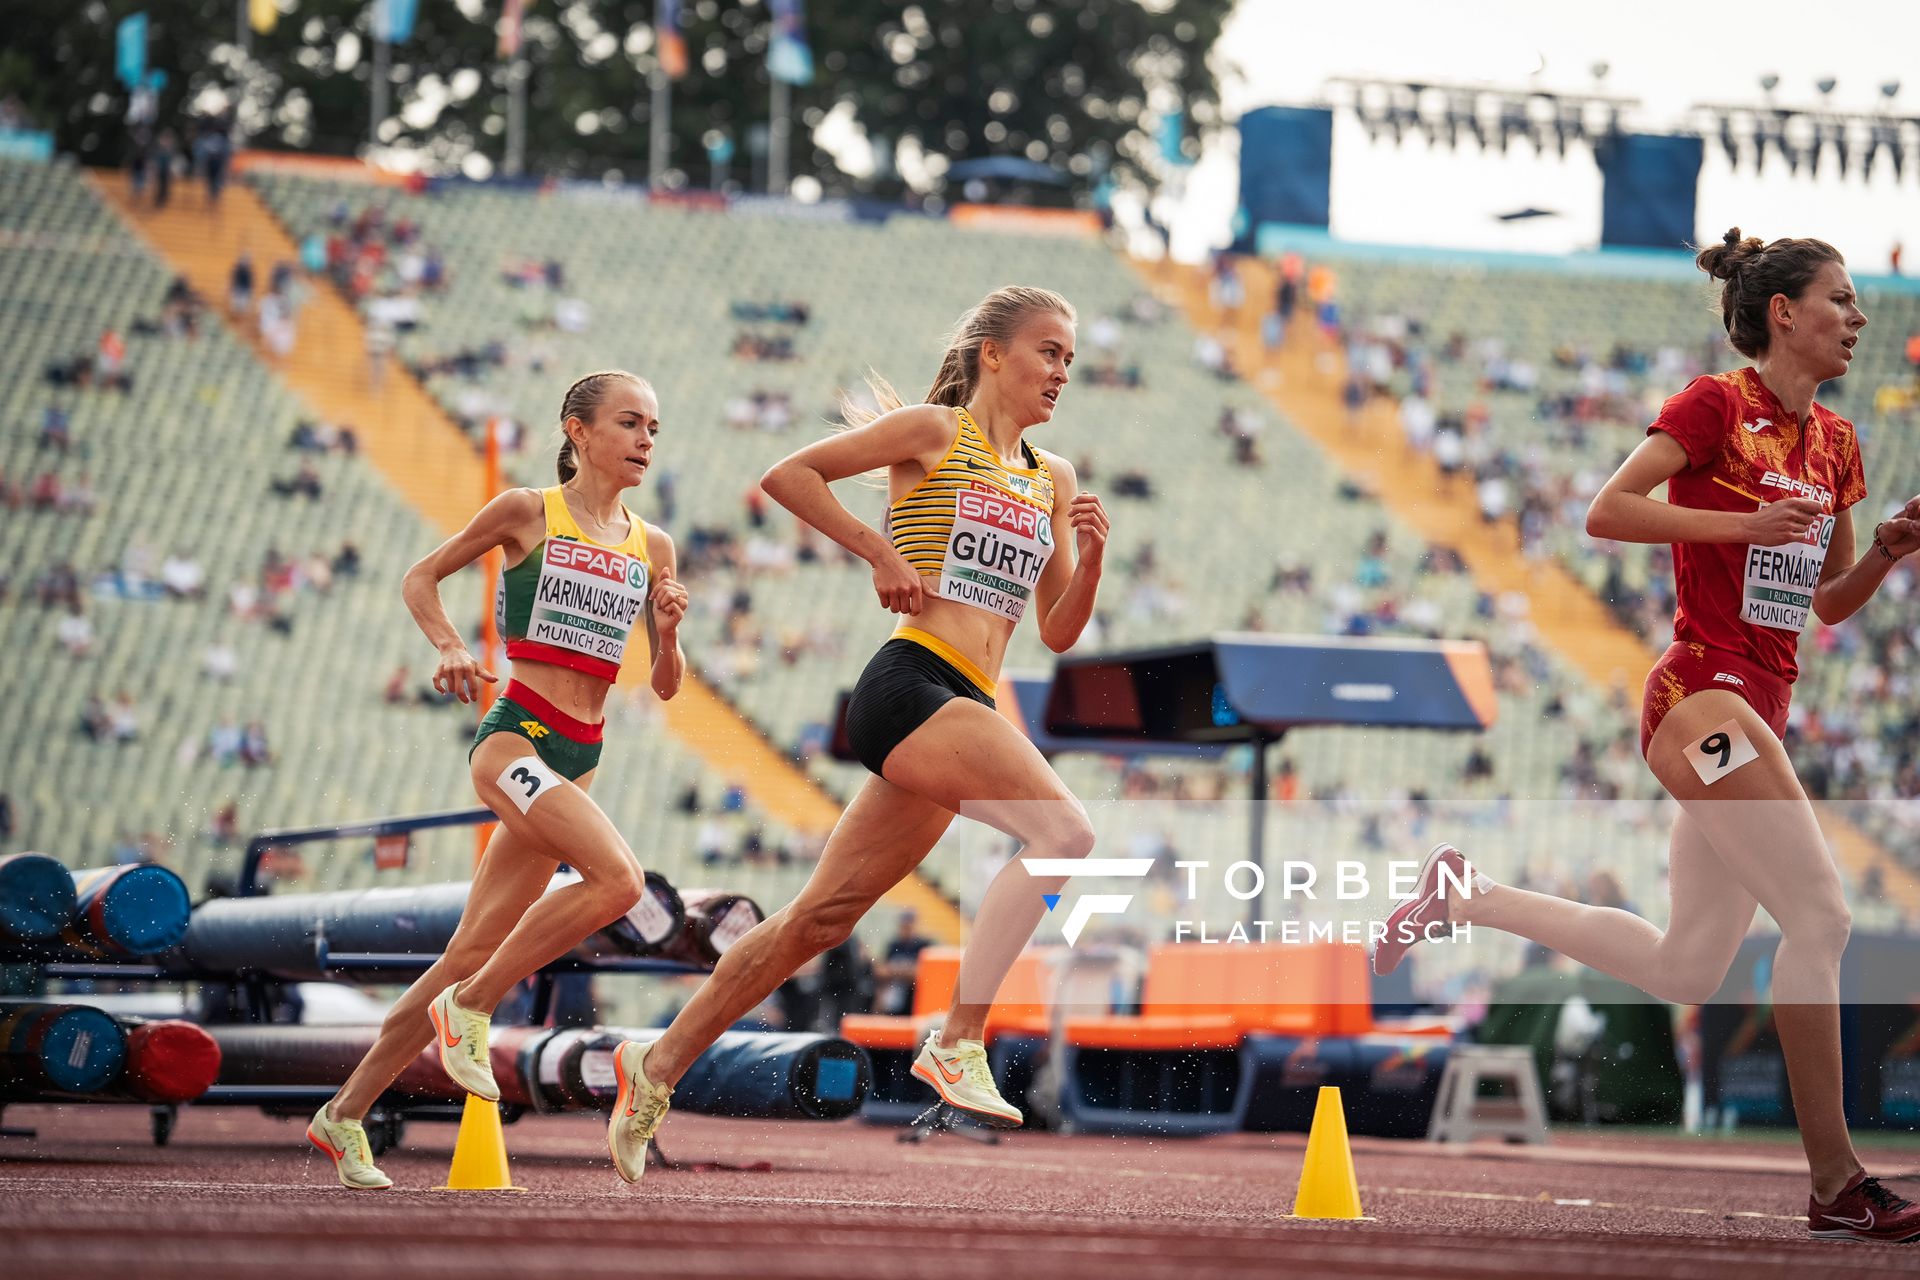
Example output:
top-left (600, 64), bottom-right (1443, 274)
top-left (495, 755), bottom-right (562, 815)
top-left (938, 484), bottom-right (1054, 622)
top-left (527, 539), bottom-right (649, 667)
top-left (1685, 719), bottom-right (1761, 785)
top-left (1740, 512), bottom-right (1833, 634)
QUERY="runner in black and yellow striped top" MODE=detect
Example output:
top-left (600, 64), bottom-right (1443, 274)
top-left (609, 287), bottom-right (1111, 1162)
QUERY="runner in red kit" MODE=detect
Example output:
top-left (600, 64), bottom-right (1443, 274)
top-left (1634, 361), bottom-right (1863, 757)
top-left (1377, 229), bottom-right (1920, 1242)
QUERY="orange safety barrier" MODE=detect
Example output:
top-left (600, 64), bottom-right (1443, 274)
top-left (840, 947), bottom-right (960, 1050)
top-left (839, 945), bottom-right (1062, 1050)
top-left (984, 948), bottom-right (1055, 1039)
top-left (1062, 942), bottom-right (1375, 1050)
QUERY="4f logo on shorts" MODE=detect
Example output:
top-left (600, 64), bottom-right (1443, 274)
top-left (519, 720), bottom-right (550, 738)
top-left (1023, 858), bottom-right (1154, 945)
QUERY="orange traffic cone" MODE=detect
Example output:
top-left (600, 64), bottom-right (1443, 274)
top-left (435, 1094), bottom-right (525, 1192)
top-left (1292, 1085), bottom-right (1363, 1219)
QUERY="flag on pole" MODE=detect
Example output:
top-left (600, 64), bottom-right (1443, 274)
top-left (657, 0), bottom-right (687, 80)
top-left (767, 0), bottom-right (813, 86)
top-left (115, 12), bottom-right (149, 90)
top-left (249, 0), bottom-right (280, 35)
top-left (373, 0), bottom-right (420, 43)
top-left (1158, 105), bottom-right (1189, 166)
top-left (498, 0), bottom-right (526, 58)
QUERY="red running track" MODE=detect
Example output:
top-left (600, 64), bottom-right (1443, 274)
top-left (3, 1105), bottom-right (1918, 1278)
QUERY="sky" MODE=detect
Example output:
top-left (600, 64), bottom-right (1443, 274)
top-left (1165, 0), bottom-right (1920, 268)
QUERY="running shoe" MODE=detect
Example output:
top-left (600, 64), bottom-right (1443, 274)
top-left (1808, 1172), bottom-right (1920, 1244)
top-left (911, 1031), bottom-right (1022, 1128)
top-left (306, 1102), bottom-right (393, 1190)
top-left (607, 1039), bottom-right (673, 1184)
top-left (427, 982), bottom-right (500, 1101)
top-left (1372, 842), bottom-right (1472, 977)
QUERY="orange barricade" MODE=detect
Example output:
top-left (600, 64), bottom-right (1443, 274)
top-left (1063, 942), bottom-right (1375, 1050)
top-left (845, 941), bottom-right (1376, 1052)
top-left (983, 948), bottom-right (1055, 1039)
top-left (841, 946), bottom-right (960, 1050)
top-left (840, 946), bottom-right (1059, 1049)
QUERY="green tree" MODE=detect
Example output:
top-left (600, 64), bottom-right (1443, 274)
top-left (5, 0), bottom-right (1231, 200)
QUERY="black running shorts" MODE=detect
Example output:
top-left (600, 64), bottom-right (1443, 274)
top-left (844, 637), bottom-right (996, 776)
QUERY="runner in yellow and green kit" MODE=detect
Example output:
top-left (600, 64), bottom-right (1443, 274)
top-left (306, 371), bottom-right (687, 1189)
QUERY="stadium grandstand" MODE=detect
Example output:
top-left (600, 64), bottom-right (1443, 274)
top-left (6, 3), bottom-right (1920, 1271)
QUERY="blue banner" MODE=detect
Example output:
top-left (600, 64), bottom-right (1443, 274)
top-left (768, 0), bottom-right (813, 86)
top-left (372, 0), bottom-right (419, 43)
top-left (1597, 133), bottom-right (1703, 251)
top-left (1158, 106), bottom-right (1187, 166)
top-left (1236, 106), bottom-right (1334, 243)
top-left (115, 12), bottom-right (148, 90)
top-left (0, 129), bottom-right (55, 163)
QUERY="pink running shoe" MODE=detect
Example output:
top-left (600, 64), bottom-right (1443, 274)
top-left (1373, 843), bottom-right (1471, 977)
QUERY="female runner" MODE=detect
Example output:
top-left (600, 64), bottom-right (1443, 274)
top-left (1377, 231), bottom-right (1920, 1243)
top-left (307, 370), bottom-right (688, 1188)
top-left (604, 285), bottom-right (1109, 1181)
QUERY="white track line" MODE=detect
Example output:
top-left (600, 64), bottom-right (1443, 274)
top-left (1368, 1183), bottom-right (1808, 1224)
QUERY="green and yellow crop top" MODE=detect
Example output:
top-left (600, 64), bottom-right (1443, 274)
top-left (495, 486), bottom-right (652, 683)
top-left (886, 407), bottom-right (1056, 624)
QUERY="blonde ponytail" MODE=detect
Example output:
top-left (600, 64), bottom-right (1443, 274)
top-left (839, 285), bottom-right (1075, 431)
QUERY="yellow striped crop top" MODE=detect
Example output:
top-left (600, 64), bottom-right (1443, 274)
top-left (886, 407), bottom-right (1056, 624)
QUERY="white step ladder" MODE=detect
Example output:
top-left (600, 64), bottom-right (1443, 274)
top-left (1428, 1044), bottom-right (1551, 1144)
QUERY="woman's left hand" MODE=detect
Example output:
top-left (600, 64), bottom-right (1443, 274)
top-left (1068, 492), bottom-right (1109, 568)
top-left (650, 566), bottom-right (689, 634)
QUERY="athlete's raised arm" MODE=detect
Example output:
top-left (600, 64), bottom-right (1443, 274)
top-left (761, 402), bottom-right (956, 615)
top-left (1586, 432), bottom-right (1824, 548)
top-left (1030, 451), bottom-right (1107, 652)
top-left (1811, 500), bottom-right (1920, 624)
top-left (401, 486), bottom-right (542, 703)
top-left (644, 524), bottom-right (687, 700)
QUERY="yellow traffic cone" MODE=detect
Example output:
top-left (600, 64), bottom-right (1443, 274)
top-left (435, 1094), bottom-right (525, 1192)
top-left (1291, 1085), bottom-right (1363, 1220)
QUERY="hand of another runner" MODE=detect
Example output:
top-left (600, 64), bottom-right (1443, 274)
top-left (650, 566), bottom-right (688, 634)
top-left (433, 645), bottom-right (497, 705)
top-left (1068, 492), bottom-right (1109, 567)
top-left (1745, 498), bottom-right (1826, 546)
top-left (871, 549), bottom-right (924, 615)
top-left (1889, 495), bottom-right (1920, 552)
top-left (1885, 495), bottom-right (1920, 558)
top-left (1877, 513), bottom-right (1920, 559)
